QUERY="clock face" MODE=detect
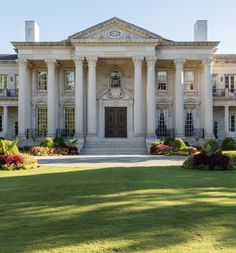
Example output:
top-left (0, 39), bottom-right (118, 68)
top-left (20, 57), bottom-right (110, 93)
top-left (108, 30), bottom-right (122, 38)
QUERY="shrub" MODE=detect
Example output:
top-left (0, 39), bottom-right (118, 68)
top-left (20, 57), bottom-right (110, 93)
top-left (53, 137), bottom-right (66, 147)
top-left (202, 139), bottom-right (220, 154)
top-left (53, 147), bottom-right (69, 155)
top-left (183, 152), bottom-right (231, 171)
top-left (164, 136), bottom-right (175, 147)
top-left (68, 146), bottom-right (79, 155)
top-left (0, 139), bottom-right (19, 155)
top-left (221, 137), bottom-right (235, 151)
top-left (174, 151), bottom-right (189, 156)
top-left (0, 154), bottom-right (38, 170)
top-left (150, 144), bottom-right (172, 155)
top-left (40, 137), bottom-right (54, 148)
top-left (29, 146), bottom-right (54, 156)
top-left (172, 137), bottom-right (186, 150)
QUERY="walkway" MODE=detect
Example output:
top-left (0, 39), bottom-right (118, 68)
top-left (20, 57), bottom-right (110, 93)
top-left (37, 155), bottom-right (187, 167)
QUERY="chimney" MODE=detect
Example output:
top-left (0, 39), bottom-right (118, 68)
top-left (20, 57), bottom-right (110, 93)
top-left (194, 20), bottom-right (207, 41)
top-left (25, 21), bottom-right (39, 42)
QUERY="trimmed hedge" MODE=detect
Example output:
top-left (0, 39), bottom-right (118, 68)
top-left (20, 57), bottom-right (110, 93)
top-left (0, 140), bottom-right (19, 155)
top-left (40, 137), bottom-right (54, 148)
top-left (221, 137), bottom-right (235, 151)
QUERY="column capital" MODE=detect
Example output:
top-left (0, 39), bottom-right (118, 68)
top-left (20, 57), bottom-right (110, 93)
top-left (73, 57), bottom-right (84, 66)
top-left (87, 57), bottom-right (98, 67)
top-left (174, 59), bottom-right (186, 69)
top-left (45, 59), bottom-right (57, 70)
top-left (203, 58), bottom-right (214, 68)
top-left (133, 56), bottom-right (144, 65)
top-left (146, 56), bottom-right (156, 68)
top-left (16, 58), bottom-right (28, 68)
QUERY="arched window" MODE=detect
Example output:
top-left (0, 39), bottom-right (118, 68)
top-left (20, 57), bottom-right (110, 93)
top-left (110, 70), bottom-right (121, 88)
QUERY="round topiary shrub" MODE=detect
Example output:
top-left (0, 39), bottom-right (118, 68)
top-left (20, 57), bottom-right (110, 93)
top-left (221, 137), bottom-right (235, 151)
top-left (53, 137), bottom-right (66, 147)
top-left (40, 137), bottom-right (54, 148)
top-left (163, 136), bottom-right (175, 147)
top-left (203, 139), bottom-right (220, 153)
top-left (172, 137), bottom-right (186, 150)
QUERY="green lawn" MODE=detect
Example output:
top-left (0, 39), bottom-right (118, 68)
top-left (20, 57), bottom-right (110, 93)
top-left (0, 166), bottom-right (236, 253)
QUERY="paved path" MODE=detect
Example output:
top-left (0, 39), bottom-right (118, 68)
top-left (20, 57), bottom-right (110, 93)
top-left (37, 155), bottom-right (187, 167)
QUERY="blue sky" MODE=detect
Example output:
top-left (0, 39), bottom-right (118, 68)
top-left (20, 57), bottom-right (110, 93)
top-left (1, 0), bottom-right (236, 53)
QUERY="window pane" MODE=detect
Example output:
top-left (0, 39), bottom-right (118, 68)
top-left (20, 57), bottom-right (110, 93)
top-left (185, 71), bottom-right (194, 91)
top-left (64, 107), bottom-right (75, 130)
top-left (38, 71), bottom-right (47, 90)
top-left (37, 108), bottom-right (47, 136)
top-left (0, 75), bottom-right (7, 90)
top-left (157, 71), bottom-right (167, 90)
top-left (65, 71), bottom-right (75, 90)
top-left (185, 108), bottom-right (194, 137)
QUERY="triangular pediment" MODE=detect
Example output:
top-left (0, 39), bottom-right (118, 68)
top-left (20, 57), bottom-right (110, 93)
top-left (69, 17), bottom-right (162, 41)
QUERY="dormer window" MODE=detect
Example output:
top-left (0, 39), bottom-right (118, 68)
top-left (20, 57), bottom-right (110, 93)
top-left (110, 70), bottom-right (121, 88)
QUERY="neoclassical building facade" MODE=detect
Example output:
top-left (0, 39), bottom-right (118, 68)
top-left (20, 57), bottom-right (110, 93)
top-left (0, 17), bottom-right (235, 153)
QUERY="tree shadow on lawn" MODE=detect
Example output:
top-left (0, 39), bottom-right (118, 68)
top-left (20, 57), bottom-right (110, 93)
top-left (0, 166), bottom-right (236, 252)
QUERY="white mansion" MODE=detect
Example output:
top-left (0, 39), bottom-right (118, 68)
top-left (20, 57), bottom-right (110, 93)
top-left (0, 17), bottom-right (235, 153)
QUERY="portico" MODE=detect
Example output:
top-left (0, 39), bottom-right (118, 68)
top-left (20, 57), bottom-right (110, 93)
top-left (10, 17), bottom-right (218, 151)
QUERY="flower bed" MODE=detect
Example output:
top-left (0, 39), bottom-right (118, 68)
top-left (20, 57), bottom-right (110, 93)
top-left (0, 154), bottom-right (38, 170)
top-left (150, 137), bottom-right (198, 156)
top-left (29, 146), bottom-right (78, 156)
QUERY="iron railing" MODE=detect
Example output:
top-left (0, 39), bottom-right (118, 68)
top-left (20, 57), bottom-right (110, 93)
top-left (156, 128), bottom-right (175, 138)
top-left (56, 129), bottom-right (75, 138)
top-left (185, 128), bottom-right (204, 139)
top-left (213, 88), bottom-right (236, 97)
top-left (0, 89), bottom-right (18, 98)
top-left (26, 128), bottom-right (47, 140)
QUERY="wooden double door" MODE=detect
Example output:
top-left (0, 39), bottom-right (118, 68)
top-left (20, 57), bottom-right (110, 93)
top-left (105, 107), bottom-right (127, 138)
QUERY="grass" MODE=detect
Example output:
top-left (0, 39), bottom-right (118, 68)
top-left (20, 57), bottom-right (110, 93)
top-left (0, 166), bottom-right (236, 253)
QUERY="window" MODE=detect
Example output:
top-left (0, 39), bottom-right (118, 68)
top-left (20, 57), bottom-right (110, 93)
top-left (185, 108), bottom-right (194, 137)
top-left (110, 70), bottom-right (121, 88)
top-left (212, 74), bottom-right (217, 93)
top-left (184, 71), bottom-right (194, 91)
top-left (0, 115), bottom-right (2, 132)
top-left (65, 71), bottom-right (75, 90)
top-left (37, 71), bottom-right (47, 90)
top-left (37, 108), bottom-right (47, 136)
top-left (65, 107), bottom-right (75, 130)
top-left (0, 75), bottom-right (7, 90)
top-left (157, 71), bottom-right (167, 90)
top-left (156, 108), bottom-right (168, 136)
top-left (230, 115), bottom-right (235, 132)
top-left (225, 75), bottom-right (235, 92)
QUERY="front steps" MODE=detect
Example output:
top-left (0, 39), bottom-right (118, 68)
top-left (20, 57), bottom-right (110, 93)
top-left (81, 139), bottom-right (148, 155)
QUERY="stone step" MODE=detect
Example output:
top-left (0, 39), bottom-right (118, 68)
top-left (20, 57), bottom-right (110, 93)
top-left (84, 140), bottom-right (146, 148)
top-left (81, 147), bottom-right (148, 155)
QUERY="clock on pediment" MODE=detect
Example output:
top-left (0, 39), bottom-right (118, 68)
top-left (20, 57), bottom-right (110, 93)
top-left (108, 29), bottom-right (122, 38)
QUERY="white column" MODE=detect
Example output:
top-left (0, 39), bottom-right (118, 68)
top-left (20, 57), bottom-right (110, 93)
top-left (224, 105), bottom-right (229, 137)
top-left (3, 106), bottom-right (8, 138)
top-left (146, 56), bottom-right (156, 138)
top-left (74, 57), bottom-right (84, 137)
top-left (203, 59), bottom-right (214, 138)
top-left (133, 56), bottom-right (143, 136)
top-left (174, 59), bottom-right (185, 137)
top-left (17, 59), bottom-right (29, 138)
top-left (46, 59), bottom-right (57, 137)
top-left (87, 57), bottom-right (97, 136)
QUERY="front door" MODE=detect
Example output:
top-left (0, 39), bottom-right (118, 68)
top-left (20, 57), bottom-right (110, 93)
top-left (105, 107), bottom-right (127, 138)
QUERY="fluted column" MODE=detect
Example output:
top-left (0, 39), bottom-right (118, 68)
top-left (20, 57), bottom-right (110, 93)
top-left (133, 56), bottom-right (144, 136)
top-left (87, 57), bottom-right (97, 136)
top-left (17, 59), bottom-right (29, 138)
top-left (224, 105), bottom-right (229, 137)
top-left (203, 59), bottom-right (214, 138)
top-left (3, 106), bottom-right (8, 138)
top-left (146, 56), bottom-right (156, 138)
top-left (46, 59), bottom-right (57, 137)
top-left (74, 57), bottom-right (84, 137)
top-left (174, 59), bottom-right (185, 137)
